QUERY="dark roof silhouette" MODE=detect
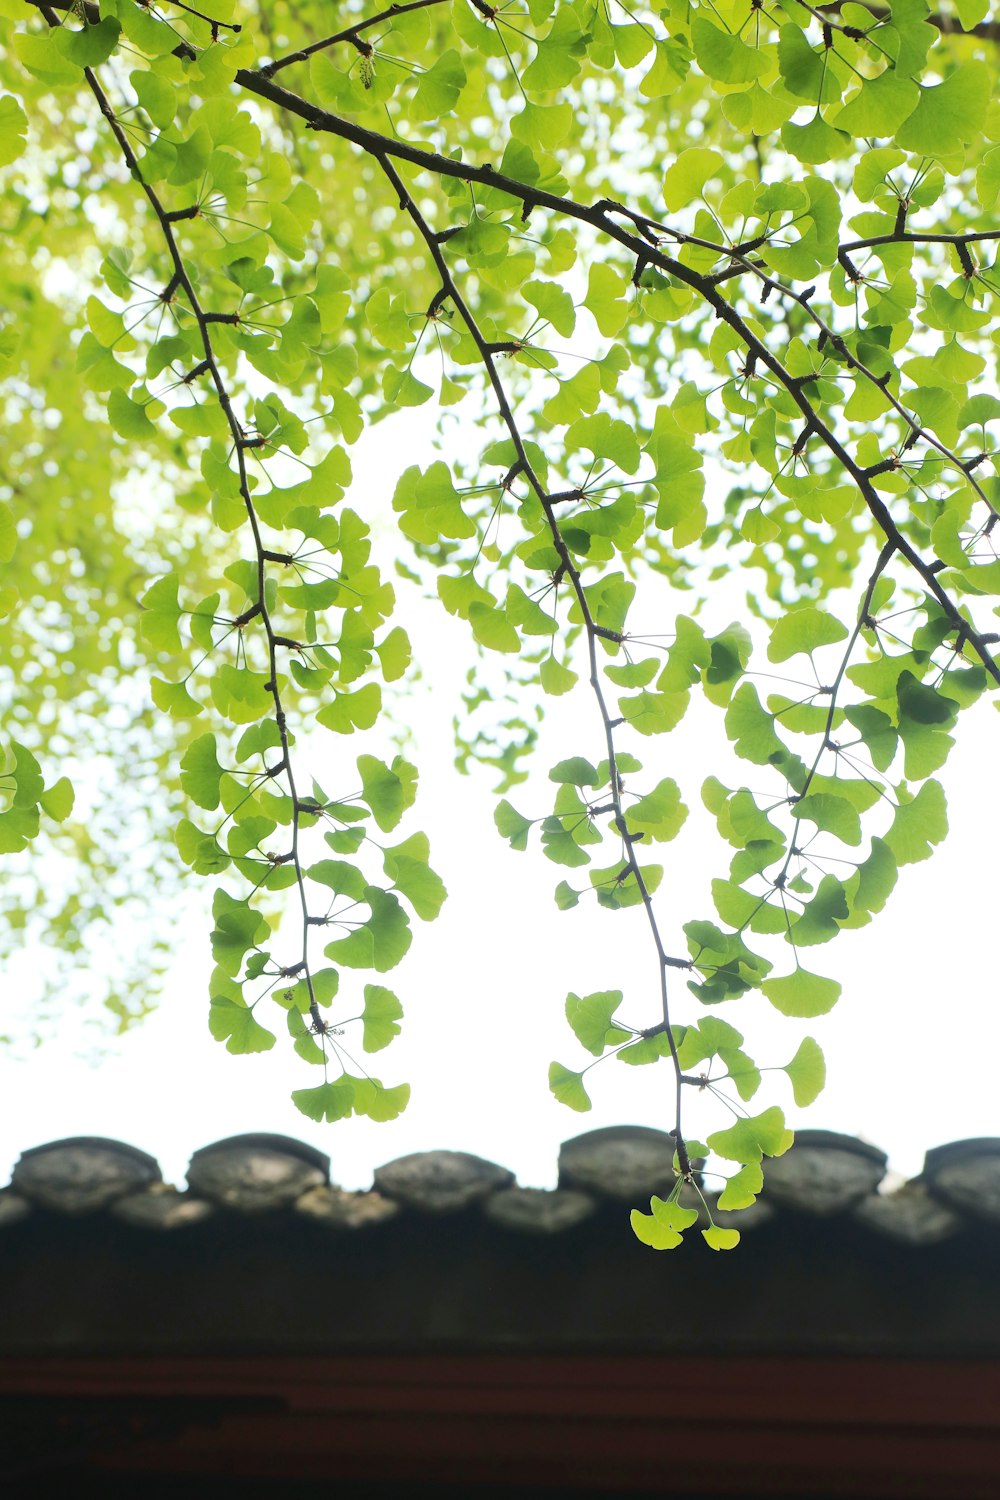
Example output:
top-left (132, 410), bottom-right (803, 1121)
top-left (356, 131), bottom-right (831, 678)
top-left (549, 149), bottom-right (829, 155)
top-left (3, 1127), bottom-right (1000, 1497)
top-left (2, 1125), bottom-right (1000, 1357)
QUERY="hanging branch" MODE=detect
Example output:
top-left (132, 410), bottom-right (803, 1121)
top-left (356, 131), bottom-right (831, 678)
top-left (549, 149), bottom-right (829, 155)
top-left (40, 10), bottom-right (327, 1017)
top-left (377, 150), bottom-right (696, 1175)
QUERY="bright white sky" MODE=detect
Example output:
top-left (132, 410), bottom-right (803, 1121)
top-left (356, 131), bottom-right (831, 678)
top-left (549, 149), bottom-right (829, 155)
top-left (2, 407), bottom-right (997, 1194)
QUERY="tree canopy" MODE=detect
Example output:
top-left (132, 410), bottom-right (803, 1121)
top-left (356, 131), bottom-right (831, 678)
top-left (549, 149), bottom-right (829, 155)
top-left (1, 0), bottom-right (999, 1247)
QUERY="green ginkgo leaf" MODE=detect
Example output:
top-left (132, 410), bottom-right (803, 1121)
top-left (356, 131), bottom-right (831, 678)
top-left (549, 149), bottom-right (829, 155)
top-left (565, 989), bottom-right (628, 1055)
top-left (549, 756), bottom-right (599, 787)
top-left (896, 62), bottom-right (990, 158)
top-left (139, 573), bottom-right (183, 654)
top-left (209, 996), bottom-right (276, 1055)
top-left (292, 1079), bottom-right (355, 1122)
top-left (548, 1062), bottom-right (592, 1111)
top-left (40, 776), bottom-right (74, 823)
top-left (55, 16), bottom-right (121, 68)
top-left (663, 148), bottom-right (723, 212)
top-left (180, 734), bottom-right (225, 811)
top-left (358, 754), bottom-right (418, 832)
top-left (768, 606), bottom-right (849, 663)
top-left (707, 1106), bottom-right (794, 1165)
top-left (0, 95), bottom-right (28, 168)
top-left (763, 969), bottom-right (841, 1018)
top-left (630, 1197), bottom-right (698, 1250)
top-left (702, 1226), bottom-right (740, 1251)
top-left (785, 1036), bottom-right (826, 1107)
top-left (717, 1162), bottom-right (764, 1211)
top-left (523, 279), bottom-right (576, 337)
top-left (626, 778), bottom-right (688, 842)
top-left (494, 799), bottom-right (533, 850)
top-left (361, 984), bottom-right (404, 1052)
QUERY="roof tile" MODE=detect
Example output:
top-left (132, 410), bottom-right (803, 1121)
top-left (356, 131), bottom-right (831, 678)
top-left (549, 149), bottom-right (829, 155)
top-left (484, 1185), bottom-right (595, 1234)
top-left (558, 1125), bottom-right (677, 1201)
top-left (12, 1137), bottom-right (160, 1214)
top-left (759, 1131), bottom-right (887, 1216)
top-left (853, 1181), bottom-right (961, 1245)
top-left (374, 1150), bottom-right (514, 1212)
top-left (186, 1134), bottom-right (328, 1212)
top-left (0, 1130), bottom-right (997, 1243)
top-left (923, 1138), bottom-right (1000, 1225)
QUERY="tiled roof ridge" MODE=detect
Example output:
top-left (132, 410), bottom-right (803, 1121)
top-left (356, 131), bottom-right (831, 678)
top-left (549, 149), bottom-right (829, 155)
top-left (1, 1128), bottom-right (998, 1242)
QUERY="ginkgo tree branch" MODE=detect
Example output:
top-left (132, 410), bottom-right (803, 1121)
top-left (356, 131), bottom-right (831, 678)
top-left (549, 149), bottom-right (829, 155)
top-left (687, 235), bottom-right (1000, 528)
top-left (815, 1), bottom-right (1000, 43)
top-left (256, 0), bottom-right (448, 76)
top-left (377, 149), bottom-right (696, 1174)
top-left (771, 541), bottom-right (897, 896)
top-left (228, 76), bottom-right (999, 687)
top-left (41, 9), bottom-right (327, 1018)
top-left (840, 230), bottom-right (1000, 254)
